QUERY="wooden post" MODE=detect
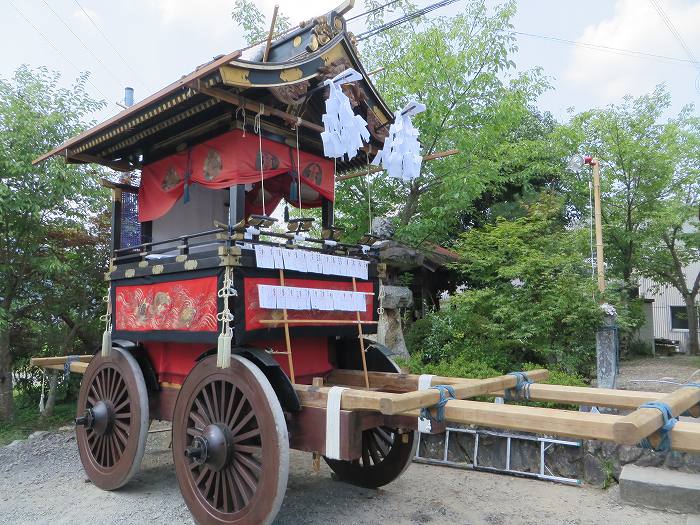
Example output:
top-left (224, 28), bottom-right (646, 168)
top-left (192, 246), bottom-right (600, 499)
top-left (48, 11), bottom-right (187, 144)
top-left (279, 269), bottom-right (296, 384)
top-left (592, 159), bottom-right (605, 294)
top-left (262, 5), bottom-right (279, 63)
top-left (352, 277), bottom-right (370, 389)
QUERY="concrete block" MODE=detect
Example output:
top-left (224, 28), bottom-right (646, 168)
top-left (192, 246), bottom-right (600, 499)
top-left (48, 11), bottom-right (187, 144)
top-left (620, 464), bottom-right (700, 513)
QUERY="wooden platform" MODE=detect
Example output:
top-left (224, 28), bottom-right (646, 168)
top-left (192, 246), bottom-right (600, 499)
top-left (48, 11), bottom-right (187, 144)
top-left (31, 356), bottom-right (700, 453)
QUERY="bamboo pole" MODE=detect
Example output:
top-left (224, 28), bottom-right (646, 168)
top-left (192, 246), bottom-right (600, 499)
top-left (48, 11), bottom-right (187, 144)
top-left (262, 5), bottom-right (279, 63)
top-left (278, 269), bottom-right (296, 384)
top-left (336, 149), bottom-right (459, 181)
top-left (352, 277), bottom-right (370, 389)
top-left (592, 159), bottom-right (605, 293)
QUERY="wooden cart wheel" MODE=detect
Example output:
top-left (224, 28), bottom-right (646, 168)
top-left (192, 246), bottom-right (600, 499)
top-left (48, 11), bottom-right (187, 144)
top-left (75, 347), bottom-right (149, 490)
top-left (172, 355), bottom-right (289, 525)
top-left (324, 354), bottom-right (417, 488)
top-left (324, 426), bottom-right (415, 488)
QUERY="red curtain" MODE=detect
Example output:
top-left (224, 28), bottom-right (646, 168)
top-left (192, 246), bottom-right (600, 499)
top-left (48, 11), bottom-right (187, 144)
top-left (138, 129), bottom-right (334, 222)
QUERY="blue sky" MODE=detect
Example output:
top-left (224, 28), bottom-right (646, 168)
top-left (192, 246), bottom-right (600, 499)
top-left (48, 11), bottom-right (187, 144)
top-left (1, 0), bottom-right (699, 123)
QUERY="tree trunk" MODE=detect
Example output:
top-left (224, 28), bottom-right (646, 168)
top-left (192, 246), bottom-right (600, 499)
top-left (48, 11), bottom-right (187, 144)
top-left (41, 370), bottom-right (59, 418)
top-left (685, 293), bottom-right (699, 356)
top-left (0, 326), bottom-right (14, 421)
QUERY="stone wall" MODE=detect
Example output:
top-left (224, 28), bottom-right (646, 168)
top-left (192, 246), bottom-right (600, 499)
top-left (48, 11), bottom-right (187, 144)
top-left (417, 425), bottom-right (700, 488)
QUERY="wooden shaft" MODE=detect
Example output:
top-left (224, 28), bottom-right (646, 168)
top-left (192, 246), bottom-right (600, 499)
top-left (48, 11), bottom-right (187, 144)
top-left (278, 269), bottom-right (296, 384)
top-left (336, 149), bottom-right (459, 181)
top-left (378, 369), bottom-right (549, 415)
top-left (259, 319), bottom-right (378, 325)
top-left (34, 362), bottom-right (89, 374)
top-left (612, 386), bottom-right (700, 444)
top-left (592, 160), bottom-right (605, 293)
top-left (189, 83), bottom-right (324, 133)
top-left (353, 277), bottom-right (370, 389)
top-left (262, 5), bottom-right (279, 63)
top-left (31, 356), bottom-right (93, 366)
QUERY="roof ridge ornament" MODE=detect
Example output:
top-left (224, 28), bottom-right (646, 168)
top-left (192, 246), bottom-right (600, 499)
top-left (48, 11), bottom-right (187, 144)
top-left (320, 68), bottom-right (370, 160)
top-left (372, 100), bottom-right (426, 181)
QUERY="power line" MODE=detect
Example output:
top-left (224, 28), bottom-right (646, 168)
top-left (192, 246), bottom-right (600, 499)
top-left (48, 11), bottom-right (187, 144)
top-left (7, 0), bottom-right (110, 102)
top-left (347, 0), bottom-right (403, 22)
top-left (513, 30), bottom-right (698, 67)
top-left (39, 0), bottom-right (125, 89)
top-left (73, 0), bottom-right (149, 90)
top-left (356, 0), bottom-right (461, 41)
top-left (649, 0), bottom-right (699, 66)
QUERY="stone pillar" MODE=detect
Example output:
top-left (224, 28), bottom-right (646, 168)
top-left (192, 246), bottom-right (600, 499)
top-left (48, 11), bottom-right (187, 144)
top-left (597, 308), bottom-right (619, 389)
top-left (376, 285), bottom-right (413, 359)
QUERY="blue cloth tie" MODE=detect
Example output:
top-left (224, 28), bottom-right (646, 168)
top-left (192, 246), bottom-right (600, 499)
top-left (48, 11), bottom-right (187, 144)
top-left (420, 385), bottom-right (456, 423)
top-left (504, 371), bottom-right (533, 401)
top-left (639, 401), bottom-right (677, 452)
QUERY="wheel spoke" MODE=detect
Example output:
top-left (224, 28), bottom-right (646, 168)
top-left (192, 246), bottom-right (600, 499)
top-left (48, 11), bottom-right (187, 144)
top-left (224, 467), bottom-right (241, 512)
top-left (361, 434), bottom-right (371, 466)
top-left (234, 444), bottom-right (261, 454)
top-left (227, 393), bottom-right (247, 429)
top-left (367, 433), bottom-right (383, 464)
top-left (232, 427), bottom-right (260, 444)
top-left (114, 419), bottom-right (130, 434)
top-left (107, 368), bottom-right (116, 402)
top-left (231, 409), bottom-right (255, 437)
top-left (224, 386), bottom-right (239, 426)
top-left (113, 425), bottom-right (128, 452)
top-left (190, 410), bottom-right (208, 432)
top-left (375, 427), bottom-right (394, 448)
top-left (193, 399), bottom-right (212, 426)
top-left (195, 465), bottom-right (211, 486)
top-left (219, 381), bottom-right (227, 428)
top-left (235, 452), bottom-right (262, 479)
top-left (233, 459), bottom-right (257, 494)
top-left (201, 387), bottom-right (217, 424)
top-left (229, 465), bottom-right (250, 507)
top-left (212, 470), bottom-right (221, 508)
top-left (113, 397), bottom-right (130, 414)
top-left (95, 371), bottom-right (106, 400)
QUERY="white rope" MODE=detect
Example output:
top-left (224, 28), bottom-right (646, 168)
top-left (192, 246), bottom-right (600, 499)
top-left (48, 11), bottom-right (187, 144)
top-left (254, 105), bottom-right (266, 215)
top-left (325, 386), bottom-right (347, 459)
top-left (236, 105), bottom-right (247, 137)
top-left (100, 287), bottom-right (112, 357)
top-left (216, 266), bottom-right (235, 368)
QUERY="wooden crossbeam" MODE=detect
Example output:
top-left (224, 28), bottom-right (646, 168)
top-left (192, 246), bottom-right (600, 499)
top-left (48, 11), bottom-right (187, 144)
top-left (31, 356), bottom-right (93, 367)
top-left (376, 369), bottom-right (549, 415)
top-left (612, 387), bottom-right (700, 444)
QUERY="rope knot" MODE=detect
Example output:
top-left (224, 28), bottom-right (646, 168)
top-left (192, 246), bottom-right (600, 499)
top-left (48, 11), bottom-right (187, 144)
top-left (639, 401), bottom-right (677, 452)
top-left (420, 384), bottom-right (455, 423)
top-left (504, 371), bottom-right (533, 401)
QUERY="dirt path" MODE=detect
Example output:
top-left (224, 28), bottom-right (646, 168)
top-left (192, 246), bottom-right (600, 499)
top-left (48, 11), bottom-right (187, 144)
top-left (0, 426), bottom-right (686, 525)
top-left (617, 356), bottom-right (700, 393)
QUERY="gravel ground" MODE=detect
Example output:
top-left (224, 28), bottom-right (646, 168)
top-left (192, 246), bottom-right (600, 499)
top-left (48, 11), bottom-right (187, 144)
top-left (0, 424), bottom-right (687, 525)
top-left (617, 356), bottom-right (700, 393)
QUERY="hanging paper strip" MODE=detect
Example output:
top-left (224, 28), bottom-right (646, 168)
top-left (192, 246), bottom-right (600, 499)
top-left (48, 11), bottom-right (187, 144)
top-left (372, 100), bottom-right (426, 181)
top-left (320, 69), bottom-right (370, 160)
top-left (257, 285), bottom-right (368, 312)
top-left (253, 244), bottom-right (369, 280)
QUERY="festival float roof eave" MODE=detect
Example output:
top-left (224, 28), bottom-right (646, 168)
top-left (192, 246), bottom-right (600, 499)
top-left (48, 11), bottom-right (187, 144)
top-left (33, 1), bottom-right (392, 175)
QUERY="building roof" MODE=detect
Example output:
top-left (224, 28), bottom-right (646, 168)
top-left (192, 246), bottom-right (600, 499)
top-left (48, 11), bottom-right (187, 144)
top-left (34, 1), bottom-right (392, 175)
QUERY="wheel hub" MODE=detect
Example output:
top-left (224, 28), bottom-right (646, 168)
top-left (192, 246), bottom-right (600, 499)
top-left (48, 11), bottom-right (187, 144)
top-left (185, 423), bottom-right (234, 471)
top-left (76, 400), bottom-right (114, 436)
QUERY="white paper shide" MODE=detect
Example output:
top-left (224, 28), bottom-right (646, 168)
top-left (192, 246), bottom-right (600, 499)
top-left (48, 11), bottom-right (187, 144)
top-left (320, 68), bottom-right (370, 160)
top-left (257, 285), bottom-right (368, 312)
top-left (372, 100), bottom-right (426, 181)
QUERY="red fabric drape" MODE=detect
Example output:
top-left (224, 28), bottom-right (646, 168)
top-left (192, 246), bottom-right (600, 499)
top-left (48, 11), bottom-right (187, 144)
top-left (138, 129), bottom-right (334, 222)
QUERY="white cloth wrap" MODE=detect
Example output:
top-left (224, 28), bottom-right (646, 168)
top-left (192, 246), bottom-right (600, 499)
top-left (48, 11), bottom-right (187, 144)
top-left (417, 374), bottom-right (434, 433)
top-left (325, 386), bottom-right (347, 460)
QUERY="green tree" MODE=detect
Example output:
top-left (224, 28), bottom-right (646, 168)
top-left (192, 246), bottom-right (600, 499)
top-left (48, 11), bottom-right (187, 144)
top-left (232, 0), bottom-right (290, 45)
top-left (636, 109), bottom-right (700, 354)
top-left (559, 87), bottom-right (699, 353)
top-left (335, 0), bottom-right (558, 245)
top-left (0, 66), bottom-right (105, 420)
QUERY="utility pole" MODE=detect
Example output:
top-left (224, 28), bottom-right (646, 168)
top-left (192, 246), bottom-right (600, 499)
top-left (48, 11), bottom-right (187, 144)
top-left (590, 158), bottom-right (605, 294)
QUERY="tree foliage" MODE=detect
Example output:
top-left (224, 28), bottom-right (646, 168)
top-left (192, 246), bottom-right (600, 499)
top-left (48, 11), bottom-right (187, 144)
top-left (0, 66), bottom-right (107, 420)
top-left (405, 196), bottom-right (605, 376)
